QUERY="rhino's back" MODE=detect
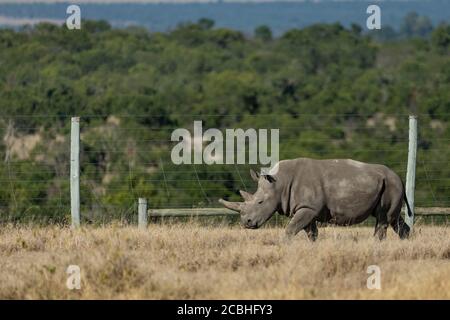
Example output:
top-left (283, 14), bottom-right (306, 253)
top-left (280, 157), bottom-right (385, 181)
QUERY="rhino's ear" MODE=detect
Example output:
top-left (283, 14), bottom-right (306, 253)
top-left (250, 169), bottom-right (260, 182)
top-left (239, 190), bottom-right (254, 201)
top-left (263, 174), bottom-right (276, 183)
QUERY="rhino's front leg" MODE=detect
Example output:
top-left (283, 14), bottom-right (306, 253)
top-left (285, 207), bottom-right (318, 240)
top-left (305, 220), bottom-right (318, 242)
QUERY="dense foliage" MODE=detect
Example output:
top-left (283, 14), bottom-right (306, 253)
top-left (0, 19), bottom-right (449, 223)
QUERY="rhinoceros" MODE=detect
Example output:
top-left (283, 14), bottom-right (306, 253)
top-left (219, 158), bottom-right (412, 240)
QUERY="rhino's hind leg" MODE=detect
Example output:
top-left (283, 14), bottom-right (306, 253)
top-left (373, 209), bottom-right (389, 240)
top-left (386, 194), bottom-right (410, 239)
top-left (391, 216), bottom-right (410, 239)
top-left (374, 223), bottom-right (388, 240)
top-left (305, 221), bottom-right (318, 242)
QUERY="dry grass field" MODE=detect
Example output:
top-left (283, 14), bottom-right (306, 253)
top-left (0, 222), bottom-right (449, 299)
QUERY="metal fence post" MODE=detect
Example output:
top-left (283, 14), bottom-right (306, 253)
top-left (70, 117), bottom-right (81, 228)
top-left (138, 198), bottom-right (148, 229)
top-left (405, 115), bottom-right (417, 229)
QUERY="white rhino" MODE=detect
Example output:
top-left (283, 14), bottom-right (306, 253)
top-left (220, 158), bottom-right (412, 240)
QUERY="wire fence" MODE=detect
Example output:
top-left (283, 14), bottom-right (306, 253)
top-left (0, 112), bottom-right (449, 224)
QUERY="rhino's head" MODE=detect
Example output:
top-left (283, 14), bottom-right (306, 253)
top-left (219, 169), bottom-right (279, 229)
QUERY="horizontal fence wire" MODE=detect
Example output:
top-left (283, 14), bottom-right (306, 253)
top-left (0, 113), bottom-right (448, 223)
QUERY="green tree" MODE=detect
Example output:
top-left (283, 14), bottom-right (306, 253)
top-left (400, 12), bottom-right (433, 38)
top-left (198, 18), bottom-right (215, 30)
top-left (254, 25), bottom-right (272, 42)
top-left (431, 23), bottom-right (450, 52)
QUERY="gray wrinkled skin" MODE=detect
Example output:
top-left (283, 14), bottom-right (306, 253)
top-left (219, 158), bottom-right (412, 241)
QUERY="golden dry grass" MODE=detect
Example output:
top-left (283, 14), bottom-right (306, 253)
top-left (0, 222), bottom-right (449, 299)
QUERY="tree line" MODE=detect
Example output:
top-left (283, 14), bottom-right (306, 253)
top-left (0, 15), bottom-right (449, 223)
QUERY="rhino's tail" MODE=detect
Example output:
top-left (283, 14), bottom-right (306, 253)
top-left (403, 193), bottom-right (413, 217)
top-left (400, 179), bottom-right (413, 217)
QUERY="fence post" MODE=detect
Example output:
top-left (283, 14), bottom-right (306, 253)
top-left (405, 115), bottom-right (417, 229)
top-left (70, 117), bottom-right (81, 228)
top-left (138, 198), bottom-right (148, 229)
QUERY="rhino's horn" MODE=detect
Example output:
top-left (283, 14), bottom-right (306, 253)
top-left (219, 199), bottom-right (242, 212)
top-left (239, 190), bottom-right (254, 201)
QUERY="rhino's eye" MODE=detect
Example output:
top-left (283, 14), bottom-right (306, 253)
top-left (258, 200), bottom-right (263, 204)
